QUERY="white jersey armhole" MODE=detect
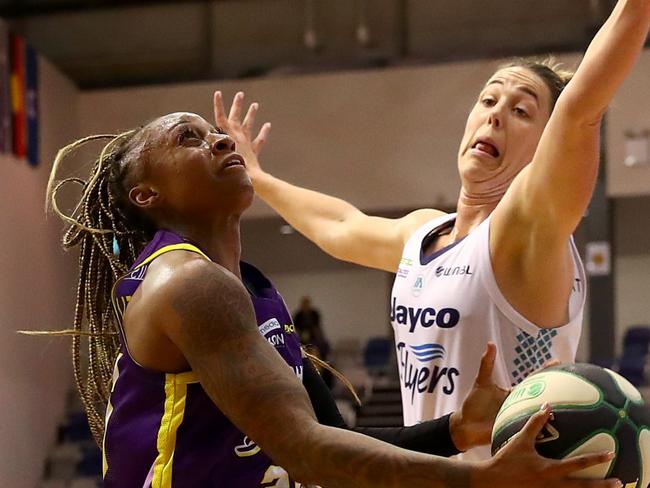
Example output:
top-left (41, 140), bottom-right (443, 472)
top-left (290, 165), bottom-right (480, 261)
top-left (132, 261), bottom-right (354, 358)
top-left (476, 216), bottom-right (587, 337)
top-left (402, 213), bottom-right (457, 257)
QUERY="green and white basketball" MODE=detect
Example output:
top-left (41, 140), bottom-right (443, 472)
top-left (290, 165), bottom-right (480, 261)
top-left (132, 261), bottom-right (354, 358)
top-left (491, 363), bottom-right (649, 487)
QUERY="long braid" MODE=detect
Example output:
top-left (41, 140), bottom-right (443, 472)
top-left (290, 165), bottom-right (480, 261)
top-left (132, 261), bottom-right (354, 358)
top-left (34, 129), bottom-right (153, 445)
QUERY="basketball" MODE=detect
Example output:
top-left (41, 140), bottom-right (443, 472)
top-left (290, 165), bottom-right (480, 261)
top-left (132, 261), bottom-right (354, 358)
top-left (492, 363), bottom-right (649, 487)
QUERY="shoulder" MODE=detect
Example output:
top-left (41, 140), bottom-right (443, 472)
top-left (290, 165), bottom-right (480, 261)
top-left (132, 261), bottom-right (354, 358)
top-left (396, 208), bottom-right (448, 244)
top-left (138, 251), bottom-right (258, 352)
top-left (138, 251), bottom-right (249, 324)
top-left (141, 250), bottom-right (218, 295)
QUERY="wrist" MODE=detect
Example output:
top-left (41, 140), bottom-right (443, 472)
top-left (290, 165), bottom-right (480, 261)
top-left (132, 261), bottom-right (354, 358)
top-left (449, 411), bottom-right (470, 452)
top-left (469, 459), bottom-right (494, 488)
top-left (249, 167), bottom-right (271, 188)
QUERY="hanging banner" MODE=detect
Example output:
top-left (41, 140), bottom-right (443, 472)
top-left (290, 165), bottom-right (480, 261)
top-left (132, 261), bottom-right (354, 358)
top-left (10, 31), bottom-right (26, 159)
top-left (25, 44), bottom-right (38, 166)
top-left (0, 20), bottom-right (10, 154)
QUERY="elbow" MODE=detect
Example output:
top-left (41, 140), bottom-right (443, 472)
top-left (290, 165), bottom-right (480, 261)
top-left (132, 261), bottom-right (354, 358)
top-left (318, 223), bottom-right (351, 261)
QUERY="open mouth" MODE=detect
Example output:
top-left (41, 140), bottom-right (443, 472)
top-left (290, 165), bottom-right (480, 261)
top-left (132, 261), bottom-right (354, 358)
top-left (471, 139), bottom-right (500, 158)
top-left (221, 154), bottom-right (246, 169)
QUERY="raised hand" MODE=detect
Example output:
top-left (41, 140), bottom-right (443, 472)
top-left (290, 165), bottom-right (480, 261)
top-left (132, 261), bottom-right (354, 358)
top-left (449, 342), bottom-right (509, 451)
top-left (213, 90), bottom-right (271, 179)
top-left (479, 403), bottom-right (621, 488)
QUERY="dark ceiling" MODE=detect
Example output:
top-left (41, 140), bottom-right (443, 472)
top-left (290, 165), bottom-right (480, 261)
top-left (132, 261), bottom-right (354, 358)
top-left (0, 0), bottom-right (619, 89)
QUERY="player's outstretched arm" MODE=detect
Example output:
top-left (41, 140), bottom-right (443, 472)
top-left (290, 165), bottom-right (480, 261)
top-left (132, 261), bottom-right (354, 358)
top-left (497, 0), bottom-right (650, 237)
top-left (213, 90), bottom-right (442, 273)
top-left (149, 256), bottom-right (620, 488)
top-left (490, 0), bottom-right (650, 328)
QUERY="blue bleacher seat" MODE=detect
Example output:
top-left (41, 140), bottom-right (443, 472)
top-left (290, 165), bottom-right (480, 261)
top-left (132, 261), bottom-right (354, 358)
top-left (363, 337), bottom-right (393, 375)
top-left (618, 325), bottom-right (650, 386)
top-left (61, 412), bottom-right (94, 443)
top-left (77, 445), bottom-right (102, 477)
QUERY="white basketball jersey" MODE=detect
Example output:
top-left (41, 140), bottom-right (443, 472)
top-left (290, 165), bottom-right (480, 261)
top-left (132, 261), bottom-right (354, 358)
top-left (390, 213), bottom-right (586, 460)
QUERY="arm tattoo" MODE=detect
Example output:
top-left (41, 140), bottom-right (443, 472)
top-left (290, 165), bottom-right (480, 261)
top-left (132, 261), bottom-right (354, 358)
top-left (169, 262), bottom-right (473, 488)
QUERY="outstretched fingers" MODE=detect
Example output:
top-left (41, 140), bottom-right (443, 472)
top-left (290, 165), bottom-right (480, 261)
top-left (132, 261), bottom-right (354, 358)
top-left (253, 122), bottom-right (271, 154)
top-left (551, 451), bottom-right (616, 478)
top-left (517, 405), bottom-right (621, 488)
top-left (242, 102), bottom-right (259, 138)
top-left (213, 91), bottom-right (228, 129)
top-left (228, 91), bottom-right (245, 122)
top-left (212, 89), bottom-right (270, 156)
top-left (516, 403), bottom-right (553, 448)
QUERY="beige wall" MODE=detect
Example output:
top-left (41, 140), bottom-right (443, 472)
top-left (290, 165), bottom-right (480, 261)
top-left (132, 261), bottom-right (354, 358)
top-left (78, 60), bottom-right (500, 217)
top-left (0, 58), bottom-right (79, 487)
top-left (270, 268), bottom-right (393, 347)
top-left (607, 50), bottom-right (650, 197)
top-left (613, 196), bottom-right (650, 355)
top-left (615, 254), bottom-right (650, 350)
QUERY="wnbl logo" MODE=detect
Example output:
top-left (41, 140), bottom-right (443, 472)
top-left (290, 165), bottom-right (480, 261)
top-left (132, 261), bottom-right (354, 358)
top-left (397, 342), bottom-right (459, 403)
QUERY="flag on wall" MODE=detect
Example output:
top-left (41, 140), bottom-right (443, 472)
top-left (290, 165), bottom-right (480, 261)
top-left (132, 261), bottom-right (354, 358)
top-left (25, 44), bottom-right (38, 166)
top-left (0, 20), bottom-right (11, 154)
top-left (10, 31), bottom-right (26, 159)
top-left (0, 23), bottom-right (40, 166)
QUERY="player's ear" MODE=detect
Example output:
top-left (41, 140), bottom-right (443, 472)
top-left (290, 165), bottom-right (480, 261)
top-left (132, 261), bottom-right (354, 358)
top-left (129, 184), bottom-right (161, 210)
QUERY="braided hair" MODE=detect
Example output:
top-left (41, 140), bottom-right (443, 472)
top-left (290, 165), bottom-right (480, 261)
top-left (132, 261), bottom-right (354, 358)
top-left (43, 128), bottom-right (154, 445)
top-left (40, 123), bottom-right (362, 447)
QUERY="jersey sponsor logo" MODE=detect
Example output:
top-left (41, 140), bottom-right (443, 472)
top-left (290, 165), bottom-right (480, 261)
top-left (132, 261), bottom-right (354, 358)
top-left (410, 343), bottom-right (445, 362)
top-left (434, 265), bottom-right (473, 278)
top-left (260, 318), bottom-right (282, 336)
top-left (260, 318), bottom-right (288, 348)
top-left (397, 342), bottom-right (459, 404)
top-left (412, 275), bottom-right (425, 297)
top-left (390, 297), bottom-right (460, 333)
top-left (266, 333), bottom-right (286, 347)
top-left (396, 267), bottom-right (410, 279)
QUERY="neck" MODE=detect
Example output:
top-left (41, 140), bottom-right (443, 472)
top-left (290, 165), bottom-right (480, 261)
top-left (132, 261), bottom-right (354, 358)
top-left (451, 184), bottom-right (507, 240)
top-left (166, 212), bottom-right (244, 278)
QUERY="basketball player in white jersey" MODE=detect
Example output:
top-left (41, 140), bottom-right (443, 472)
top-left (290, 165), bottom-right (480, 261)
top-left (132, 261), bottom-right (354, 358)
top-left (217, 0), bottom-right (650, 460)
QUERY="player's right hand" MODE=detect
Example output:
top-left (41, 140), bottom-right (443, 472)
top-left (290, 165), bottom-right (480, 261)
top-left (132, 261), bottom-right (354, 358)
top-left (476, 403), bottom-right (622, 488)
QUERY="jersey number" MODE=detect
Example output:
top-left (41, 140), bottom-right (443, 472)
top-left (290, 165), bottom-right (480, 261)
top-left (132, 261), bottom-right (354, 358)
top-left (260, 465), bottom-right (315, 488)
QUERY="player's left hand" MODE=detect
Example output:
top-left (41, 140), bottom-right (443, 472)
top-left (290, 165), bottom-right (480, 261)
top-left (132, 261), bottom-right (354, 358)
top-left (449, 342), bottom-right (509, 451)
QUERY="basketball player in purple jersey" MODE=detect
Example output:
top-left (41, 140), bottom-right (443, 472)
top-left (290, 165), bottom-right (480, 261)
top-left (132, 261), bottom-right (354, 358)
top-left (46, 109), bottom-right (619, 486)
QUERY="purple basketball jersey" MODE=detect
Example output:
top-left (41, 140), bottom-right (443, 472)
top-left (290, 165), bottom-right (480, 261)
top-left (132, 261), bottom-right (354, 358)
top-left (105, 229), bottom-right (304, 487)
